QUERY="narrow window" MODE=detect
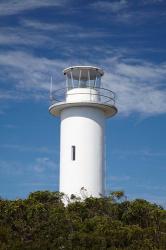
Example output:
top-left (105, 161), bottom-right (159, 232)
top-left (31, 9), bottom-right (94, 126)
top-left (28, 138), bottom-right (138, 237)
top-left (71, 145), bottom-right (76, 161)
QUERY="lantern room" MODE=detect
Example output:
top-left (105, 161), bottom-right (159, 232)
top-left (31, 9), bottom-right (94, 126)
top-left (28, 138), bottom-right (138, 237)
top-left (49, 65), bottom-right (117, 117)
top-left (63, 66), bottom-right (104, 90)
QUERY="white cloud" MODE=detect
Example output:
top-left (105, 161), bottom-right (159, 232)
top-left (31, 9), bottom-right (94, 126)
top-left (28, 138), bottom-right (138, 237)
top-left (142, 0), bottom-right (164, 4)
top-left (0, 17), bottom-right (81, 49)
top-left (0, 160), bottom-right (22, 175)
top-left (0, 157), bottom-right (59, 198)
top-left (109, 175), bottom-right (130, 182)
top-left (0, 28), bottom-right (54, 48)
top-left (0, 50), bottom-right (166, 117)
top-left (21, 19), bottom-right (109, 39)
top-left (0, 51), bottom-right (67, 101)
top-left (1, 124), bottom-right (17, 129)
top-left (20, 182), bottom-right (57, 187)
top-left (0, 24), bottom-right (112, 56)
top-left (21, 19), bottom-right (74, 32)
top-left (92, 0), bottom-right (128, 13)
top-left (32, 157), bottom-right (56, 173)
top-left (102, 57), bottom-right (166, 116)
top-left (0, 0), bottom-right (65, 16)
top-left (112, 148), bottom-right (166, 159)
top-left (0, 157), bottom-right (58, 175)
top-left (0, 144), bottom-right (56, 154)
top-left (90, 0), bottom-right (164, 24)
top-left (138, 183), bottom-right (166, 192)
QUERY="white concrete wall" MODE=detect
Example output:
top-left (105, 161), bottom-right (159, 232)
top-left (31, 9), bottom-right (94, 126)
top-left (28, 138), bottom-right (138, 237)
top-left (60, 106), bottom-right (105, 199)
top-left (66, 88), bottom-right (100, 102)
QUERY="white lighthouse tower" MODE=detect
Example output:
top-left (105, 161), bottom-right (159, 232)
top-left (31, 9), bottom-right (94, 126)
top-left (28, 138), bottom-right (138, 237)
top-left (49, 66), bottom-right (117, 199)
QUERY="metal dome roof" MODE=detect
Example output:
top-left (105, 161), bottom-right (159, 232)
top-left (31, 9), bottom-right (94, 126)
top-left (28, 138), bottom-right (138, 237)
top-left (63, 66), bottom-right (104, 80)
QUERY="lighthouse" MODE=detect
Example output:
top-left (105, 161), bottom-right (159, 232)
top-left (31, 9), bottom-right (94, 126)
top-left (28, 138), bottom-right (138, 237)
top-left (49, 66), bottom-right (117, 199)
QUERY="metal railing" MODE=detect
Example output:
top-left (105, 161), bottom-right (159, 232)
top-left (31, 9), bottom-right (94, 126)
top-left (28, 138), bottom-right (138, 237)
top-left (50, 87), bottom-right (116, 106)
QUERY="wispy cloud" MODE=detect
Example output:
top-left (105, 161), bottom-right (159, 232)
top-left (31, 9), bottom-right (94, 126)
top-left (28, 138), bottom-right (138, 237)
top-left (20, 182), bottom-right (57, 187)
top-left (91, 0), bottom-right (128, 13)
top-left (0, 0), bottom-right (65, 16)
top-left (0, 157), bottom-right (59, 199)
top-left (0, 51), bottom-right (67, 101)
top-left (102, 57), bottom-right (166, 116)
top-left (0, 10), bottom-right (165, 117)
top-left (108, 175), bottom-right (130, 182)
top-left (142, 0), bottom-right (165, 4)
top-left (112, 148), bottom-right (166, 159)
top-left (138, 183), bottom-right (166, 192)
top-left (90, 0), bottom-right (134, 24)
top-left (0, 27), bottom-right (54, 48)
top-left (0, 49), bottom-right (166, 117)
top-left (0, 160), bottom-right (22, 175)
top-left (0, 22), bottom-right (112, 55)
top-left (21, 19), bottom-right (74, 32)
top-left (90, 0), bottom-right (165, 24)
top-left (32, 157), bottom-right (56, 173)
top-left (0, 124), bottom-right (17, 129)
top-left (0, 144), bottom-right (56, 154)
top-left (0, 157), bottom-right (58, 175)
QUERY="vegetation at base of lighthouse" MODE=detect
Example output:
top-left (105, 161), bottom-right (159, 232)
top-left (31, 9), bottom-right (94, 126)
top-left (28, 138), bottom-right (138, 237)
top-left (0, 191), bottom-right (166, 249)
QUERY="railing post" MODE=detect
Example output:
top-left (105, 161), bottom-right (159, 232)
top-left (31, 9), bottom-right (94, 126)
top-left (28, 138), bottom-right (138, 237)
top-left (78, 69), bottom-right (82, 88)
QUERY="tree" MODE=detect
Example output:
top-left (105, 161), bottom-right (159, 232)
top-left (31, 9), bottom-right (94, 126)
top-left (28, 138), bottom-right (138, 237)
top-left (0, 191), bottom-right (166, 249)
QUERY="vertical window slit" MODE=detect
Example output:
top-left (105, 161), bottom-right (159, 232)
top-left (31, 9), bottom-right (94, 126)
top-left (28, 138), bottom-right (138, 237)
top-left (72, 145), bottom-right (76, 161)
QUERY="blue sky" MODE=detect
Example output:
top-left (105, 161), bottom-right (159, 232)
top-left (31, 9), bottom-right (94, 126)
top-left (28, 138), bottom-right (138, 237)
top-left (0, 0), bottom-right (166, 206)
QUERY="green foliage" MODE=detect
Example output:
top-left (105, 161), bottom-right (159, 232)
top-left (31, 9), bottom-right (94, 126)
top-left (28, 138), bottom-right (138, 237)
top-left (0, 191), bottom-right (166, 249)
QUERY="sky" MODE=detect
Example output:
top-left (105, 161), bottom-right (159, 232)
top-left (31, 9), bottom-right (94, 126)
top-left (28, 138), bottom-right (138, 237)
top-left (0, 0), bottom-right (166, 206)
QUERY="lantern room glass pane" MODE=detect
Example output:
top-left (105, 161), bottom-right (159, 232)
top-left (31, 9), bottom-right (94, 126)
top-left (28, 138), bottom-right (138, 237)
top-left (95, 75), bottom-right (101, 88)
top-left (65, 68), bottom-right (102, 89)
top-left (66, 76), bottom-right (73, 90)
